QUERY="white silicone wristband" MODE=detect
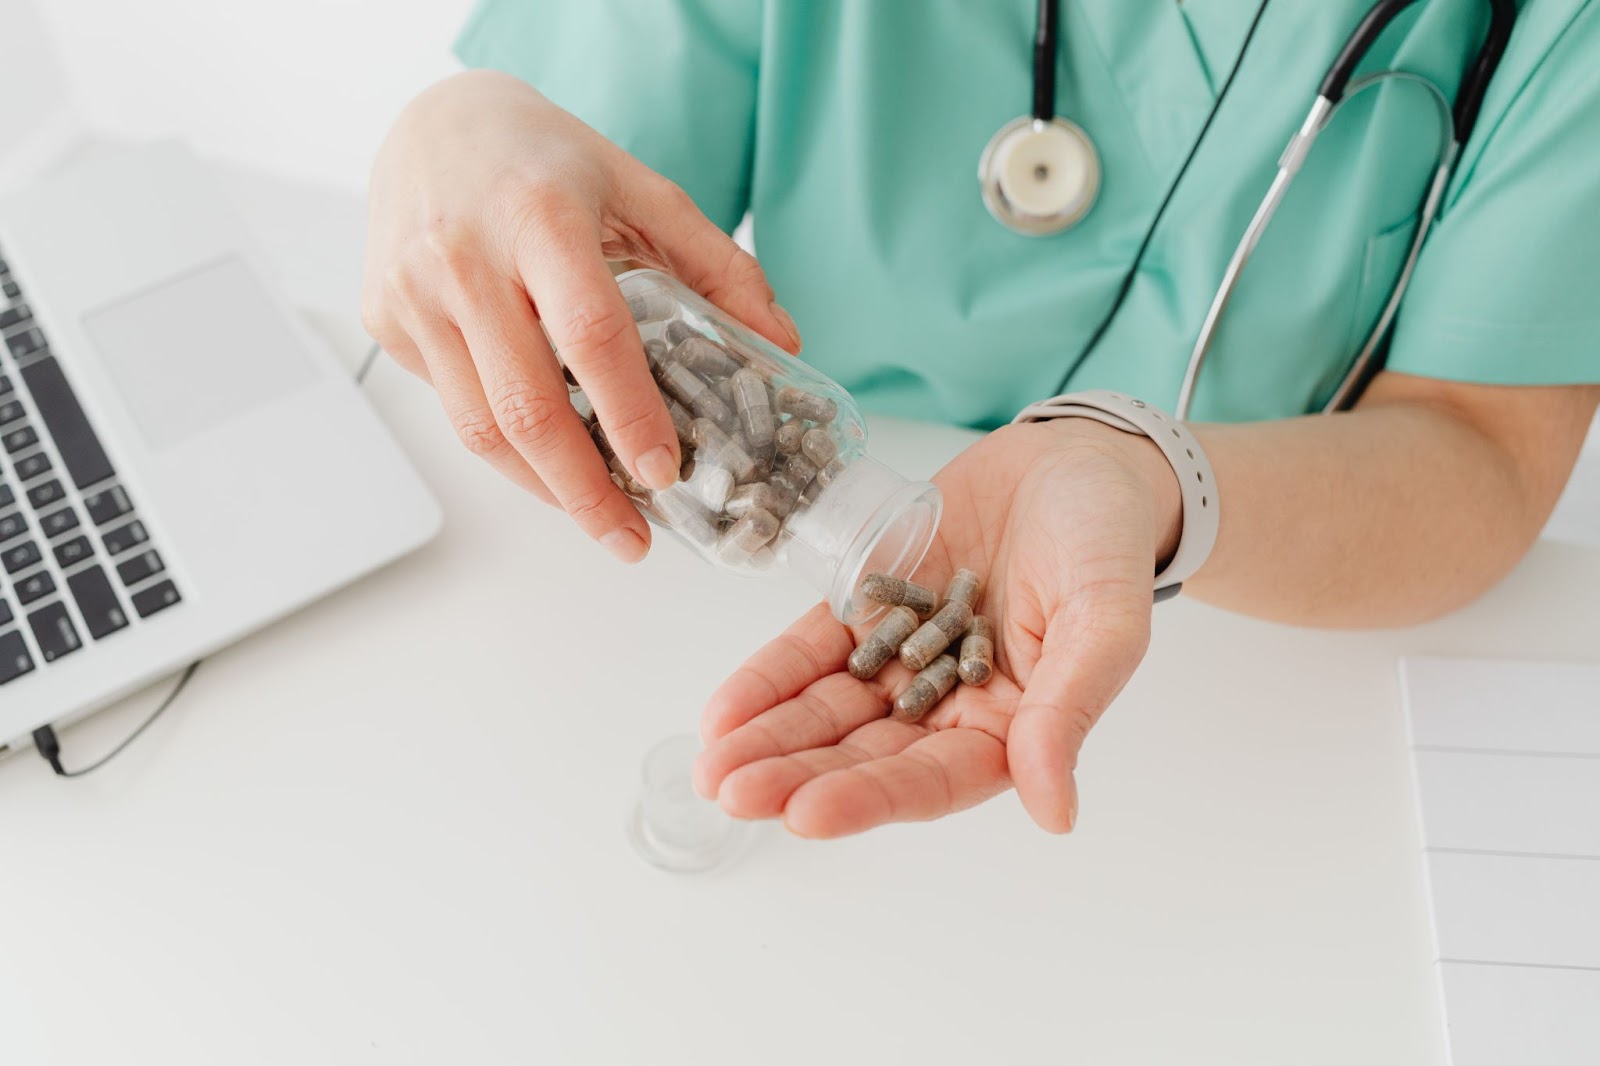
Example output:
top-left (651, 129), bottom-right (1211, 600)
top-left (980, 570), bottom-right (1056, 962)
top-left (1012, 390), bottom-right (1219, 597)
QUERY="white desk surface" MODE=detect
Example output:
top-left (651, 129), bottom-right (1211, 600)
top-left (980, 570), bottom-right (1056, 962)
top-left (2, 167), bottom-right (1599, 1066)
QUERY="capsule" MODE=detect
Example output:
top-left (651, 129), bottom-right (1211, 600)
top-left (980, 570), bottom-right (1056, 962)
top-left (627, 289), bottom-right (676, 324)
top-left (657, 361), bottom-right (737, 429)
top-left (893, 655), bottom-right (960, 723)
top-left (663, 394), bottom-right (696, 448)
top-left (944, 569), bottom-right (984, 613)
top-left (862, 573), bottom-right (938, 617)
top-left (776, 386), bottom-right (838, 423)
top-left (957, 615), bottom-right (995, 686)
top-left (724, 482), bottom-right (782, 520)
top-left (683, 459), bottom-right (734, 510)
top-left (783, 453), bottom-right (820, 490)
top-left (689, 418), bottom-right (759, 483)
top-left (814, 457), bottom-right (847, 488)
top-left (664, 318), bottom-right (698, 348)
top-left (716, 507), bottom-right (780, 561)
top-left (642, 337), bottom-right (671, 373)
top-left (674, 336), bottom-right (741, 380)
top-left (799, 427), bottom-right (838, 468)
top-left (899, 600), bottom-right (973, 671)
top-left (650, 488), bottom-right (720, 547)
top-left (847, 606), bottom-right (920, 680)
top-left (730, 368), bottom-right (776, 452)
top-left (775, 420), bottom-right (805, 456)
top-left (766, 471), bottom-right (804, 517)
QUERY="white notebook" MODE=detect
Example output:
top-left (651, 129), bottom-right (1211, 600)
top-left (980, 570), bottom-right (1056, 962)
top-left (1543, 417), bottom-right (1600, 547)
top-left (1400, 657), bottom-right (1600, 1066)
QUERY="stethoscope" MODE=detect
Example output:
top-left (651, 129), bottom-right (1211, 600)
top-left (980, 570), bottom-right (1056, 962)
top-left (979, 0), bottom-right (1517, 417)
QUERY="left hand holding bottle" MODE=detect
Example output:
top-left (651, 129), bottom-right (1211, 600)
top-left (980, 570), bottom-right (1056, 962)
top-left (693, 419), bottom-right (1183, 836)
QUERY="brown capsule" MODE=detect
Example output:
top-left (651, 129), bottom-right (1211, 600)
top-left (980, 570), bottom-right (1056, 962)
top-left (847, 606), bottom-right (920, 681)
top-left (783, 452), bottom-right (820, 490)
top-left (730, 368), bottom-right (776, 451)
top-left (814, 457), bottom-right (847, 488)
top-left (717, 507), bottom-right (780, 560)
top-left (800, 427), bottom-right (838, 467)
top-left (766, 472), bottom-right (803, 517)
top-left (775, 386), bottom-right (838, 423)
top-left (899, 600), bottom-right (973, 671)
top-left (627, 289), bottom-right (676, 323)
top-left (724, 482), bottom-right (782, 520)
top-left (861, 573), bottom-right (938, 617)
top-left (663, 394), bottom-right (696, 448)
top-left (944, 569), bottom-right (984, 613)
top-left (775, 420), bottom-right (805, 456)
top-left (657, 362), bottom-right (737, 429)
top-left (643, 337), bottom-right (671, 373)
top-left (689, 418), bottom-right (759, 483)
top-left (561, 362), bottom-right (580, 391)
top-left (893, 655), bottom-right (960, 723)
top-left (683, 459), bottom-right (734, 510)
top-left (957, 615), bottom-right (995, 686)
top-left (674, 336), bottom-right (741, 379)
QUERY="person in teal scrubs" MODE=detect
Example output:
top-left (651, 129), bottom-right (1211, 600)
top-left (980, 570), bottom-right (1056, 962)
top-left (363, 1), bottom-right (1600, 837)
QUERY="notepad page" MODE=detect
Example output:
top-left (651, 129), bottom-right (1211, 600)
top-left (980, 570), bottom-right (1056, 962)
top-left (1400, 657), bottom-right (1600, 1066)
top-left (1543, 416), bottom-right (1600, 547)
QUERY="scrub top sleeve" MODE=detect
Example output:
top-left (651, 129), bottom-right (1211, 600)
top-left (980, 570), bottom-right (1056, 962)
top-left (1384, 8), bottom-right (1600, 387)
top-left (454, 0), bottom-right (761, 235)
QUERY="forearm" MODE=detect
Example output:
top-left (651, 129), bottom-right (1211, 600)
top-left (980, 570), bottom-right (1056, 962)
top-left (1181, 375), bottom-right (1599, 628)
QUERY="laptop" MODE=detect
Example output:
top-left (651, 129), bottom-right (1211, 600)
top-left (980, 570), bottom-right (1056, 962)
top-left (0, 0), bottom-right (441, 751)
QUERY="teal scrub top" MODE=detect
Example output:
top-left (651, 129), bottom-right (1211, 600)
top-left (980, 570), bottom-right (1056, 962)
top-left (456, 0), bottom-right (1600, 427)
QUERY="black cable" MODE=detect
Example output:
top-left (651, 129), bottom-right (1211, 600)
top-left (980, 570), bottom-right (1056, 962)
top-left (1051, 0), bottom-right (1273, 395)
top-left (1032, 0), bottom-right (1060, 122)
top-left (33, 662), bottom-right (200, 777)
top-left (33, 340), bottom-right (387, 778)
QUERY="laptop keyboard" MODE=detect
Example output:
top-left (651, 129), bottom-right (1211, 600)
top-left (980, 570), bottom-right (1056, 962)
top-left (0, 245), bottom-right (182, 687)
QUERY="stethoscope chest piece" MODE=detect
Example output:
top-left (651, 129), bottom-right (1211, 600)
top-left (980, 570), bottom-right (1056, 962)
top-left (979, 115), bottom-right (1101, 236)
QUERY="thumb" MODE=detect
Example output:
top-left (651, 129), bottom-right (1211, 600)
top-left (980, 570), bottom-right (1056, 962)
top-left (629, 177), bottom-right (802, 356)
top-left (1007, 595), bottom-right (1151, 833)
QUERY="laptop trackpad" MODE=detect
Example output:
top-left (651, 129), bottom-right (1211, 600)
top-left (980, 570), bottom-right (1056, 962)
top-left (82, 256), bottom-right (318, 450)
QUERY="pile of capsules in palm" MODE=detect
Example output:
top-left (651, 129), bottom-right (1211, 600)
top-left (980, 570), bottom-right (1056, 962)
top-left (583, 286), bottom-right (860, 569)
top-left (847, 568), bottom-right (996, 723)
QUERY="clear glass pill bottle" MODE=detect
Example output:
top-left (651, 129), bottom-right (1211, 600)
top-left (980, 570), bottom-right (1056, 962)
top-left (579, 269), bottom-right (941, 625)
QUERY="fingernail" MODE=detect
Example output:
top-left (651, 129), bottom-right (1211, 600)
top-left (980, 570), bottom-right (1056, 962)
top-left (769, 302), bottom-right (802, 351)
top-left (600, 528), bottom-right (647, 564)
top-left (1065, 789), bottom-right (1079, 833)
top-left (636, 444), bottom-right (679, 490)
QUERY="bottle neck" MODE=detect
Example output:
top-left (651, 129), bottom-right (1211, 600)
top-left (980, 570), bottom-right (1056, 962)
top-left (780, 457), bottom-right (942, 624)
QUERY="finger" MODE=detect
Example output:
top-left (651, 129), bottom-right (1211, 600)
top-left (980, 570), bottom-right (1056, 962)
top-left (367, 325), bottom-right (433, 384)
top-left (716, 717), bottom-right (919, 819)
top-left (397, 305), bottom-right (558, 505)
top-left (1007, 604), bottom-right (1150, 834)
top-left (438, 276), bottom-right (653, 562)
top-left (699, 603), bottom-right (854, 745)
top-left (784, 728), bottom-right (1011, 839)
top-left (513, 212), bottom-right (680, 491)
top-left (693, 671), bottom-right (889, 801)
top-left (630, 176), bottom-right (802, 355)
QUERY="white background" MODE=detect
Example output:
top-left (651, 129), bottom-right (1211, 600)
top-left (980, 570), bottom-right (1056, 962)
top-left (32, 0), bottom-right (477, 190)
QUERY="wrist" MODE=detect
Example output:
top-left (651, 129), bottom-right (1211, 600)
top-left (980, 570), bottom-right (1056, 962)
top-left (1036, 418), bottom-right (1185, 568)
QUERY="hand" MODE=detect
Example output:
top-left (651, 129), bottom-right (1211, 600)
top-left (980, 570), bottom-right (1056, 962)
top-left (693, 420), bottom-right (1183, 836)
top-left (362, 70), bottom-right (802, 561)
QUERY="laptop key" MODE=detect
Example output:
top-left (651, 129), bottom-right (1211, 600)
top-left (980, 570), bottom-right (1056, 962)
top-left (0, 598), bottom-right (10, 626)
top-left (26, 479), bottom-right (65, 510)
top-left (54, 535), bottom-right (92, 568)
top-left (27, 601), bottom-right (81, 662)
top-left (102, 520), bottom-right (147, 556)
top-left (16, 570), bottom-right (54, 606)
top-left (6, 329), bottom-right (45, 359)
top-left (0, 482), bottom-right (11, 507)
top-left (19, 358), bottom-right (117, 490)
top-left (117, 549), bottom-right (164, 587)
top-left (2, 539), bottom-right (41, 573)
top-left (67, 566), bottom-right (127, 641)
top-left (131, 579), bottom-right (181, 619)
top-left (0, 399), bottom-right (23, 425)
top-left (0, 375), bottom-right (10, 396)
top-left (0, 628), bottom-right (33, 685)
top-left (0, 511), bottom-right (24, 542)
top-left (0, 303), bottom-right (28, 329)
top-left (1, 280), bottom-right (17, 299)
top-left (84, 486), bottom-right (133, 526)
top-left (14, 451), bottom-right (52, 481)
top-left (40, 506), bottom-right (79, 538)
top-left (3, 425), bottom-right (38, 454)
